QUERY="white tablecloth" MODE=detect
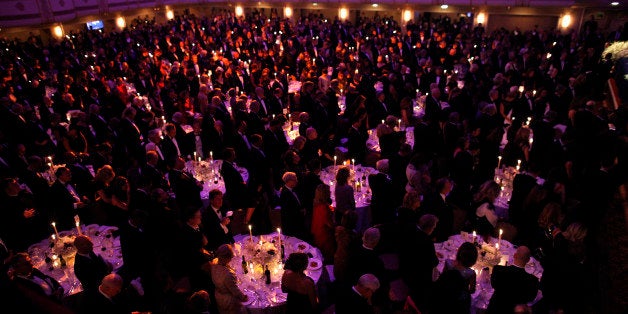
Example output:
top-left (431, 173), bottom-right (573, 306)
top-left (366, 126), bottom-right (415, 152)
top-left (185, 159), bottom-right (249, 201)
top-left (434, 233), bottom-right (543, 312)
top-left (319, 165), bottom-right (377, 233)
top-left (232, 233), bottom-right (324, 312)
top-left (27, 224), bottom-right (122, 296)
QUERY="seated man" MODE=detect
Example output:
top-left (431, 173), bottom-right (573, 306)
top-left (487, 246), bottom-right (539, 314)
top-left (73, 235), bottom-right (113, 295)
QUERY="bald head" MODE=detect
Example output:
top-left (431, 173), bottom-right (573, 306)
top-left (73, 235), bottom-right (94, 254)
top-left (100, 273), bottom-right (123, 297)
top-left (513, 246), bottom-right (531, 267)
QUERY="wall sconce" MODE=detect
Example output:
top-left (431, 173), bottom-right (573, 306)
top-left (116, 17), bottom-right (126, 29)
top-left (403, 10), bottom-right (413, 23)
top-left (52, 25), bottom-right (64, 39)
top-left (235, 6), bottom-right (244, 17)
top-left (166, 9), bottom-right (174, 20)
top-left (476, 12), bottom-right (486, 25)
top-left (561, 14), bottom-right (572, 29)
top-left (339, 8), bottom-right (349, 20)
top-left (284, 7), bottom-right (293, 18)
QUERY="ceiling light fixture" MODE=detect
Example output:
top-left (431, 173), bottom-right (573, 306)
top-left (610, 1), bottom-right (619, 6)
top-left (441, 4), bottom-right (449, 9)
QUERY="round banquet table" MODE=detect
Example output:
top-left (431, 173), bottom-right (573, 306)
top-left (319, 165), bottom-right (378, 234)
top-left (232, 233), bottom-right (324, 313)
top-left (26, 224), bottom-right (123, 296)
top-left (434, 233), bottom-right (543, 313)
top-left (184, 159), bottom-right (249, 206)
top-left (366, 126), bottom-right (415, 152)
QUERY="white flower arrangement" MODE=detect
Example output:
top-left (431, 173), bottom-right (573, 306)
top-left (602, 41), bottom-right (628, 61)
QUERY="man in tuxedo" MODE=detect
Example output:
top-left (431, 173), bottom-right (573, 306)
top-left (368, 91), bottom-right (392, 129)
top-left (335, 273), bottom-right (381, 314)
top-left (424, 87), bottom-right (444, 126)
top-left (220, 148), bottom-right (251, 212)
top-left (368, 159), bottom-right (396, 225)
top-left (279, 172), bottom-right (306, 239)
top-left (168, 157), bottom-right (203, 210)
top-left (118, 106), bottom-right (144, 164)
top-left (73, 235), bottom-right (113, 295)
top-left (248, 134), bottom-right (273, 198)
top-left (487, 246), bottom-right (539, 314)
top-left (48, 166), bottom-right (90, 230)
top-left (9, 252), bottom-right (65, 303)
top-left (399, 214), bottom-right (439, 312)
top-left (81, 273), bottom-right (128, 314)
top-left (422, 177), bottom-right (455, 242)
top-left (202, 189), bottom-right (234, 252)
top-left (161, 123), bottom-right (183, 169)
top-left (144, 128), bottom-right (167, 171)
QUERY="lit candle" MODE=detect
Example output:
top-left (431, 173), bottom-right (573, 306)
top-left (75, 221), bottom-right (82, 235)
top-left (51, 234), bottom-right (56, 242)
top-left (198, 157), bottom-right (201, 162)
top-left (51, 222), bottom-right (59, 238)
top-left (497, 156), bottom-right (502, 169)
top-left (498, 228), bottom-right (503, 246)
top-left (334, 155), bottom-right (337, 169)
top-left (351, 159), bottom-right (355, 172)
top-left (194, 151), bottom-right (197, 161)
top-left (495, 243), bottom-right (500, 250)
top-left (472, 230), bottom-right (477, 243)
top-left (249, 225), bottom-right (253, 242)
top-left (74, 215), bottom-right (82, 235)
top-left (398, 119), bottom-right (402, 130)
top-left (381, 119), bottom-right (385, 125)
top-left (210, 151), bottom-right (213, 161)
top-left (277, 227), bottom-right (282, 249)
top-left (517, 159), bottom-right (522, 168)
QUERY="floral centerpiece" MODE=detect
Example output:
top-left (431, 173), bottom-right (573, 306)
top-left (602, 41), bottom-right (628, 62)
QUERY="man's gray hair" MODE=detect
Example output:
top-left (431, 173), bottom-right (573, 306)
top-left (357, 273), bottom-right (380, 291)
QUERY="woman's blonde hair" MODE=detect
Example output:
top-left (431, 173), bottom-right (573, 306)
top-left (537, 202), bottom-right (562, 228)
top-left (313, 183), bottom-right (331, 206)
top-left (562, 222), bottom-right (587, 243)
top-left (473, 180), bottom-right (501, 203)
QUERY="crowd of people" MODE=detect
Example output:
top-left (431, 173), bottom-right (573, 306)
top-left (0, 6), bottom-right (627, 314)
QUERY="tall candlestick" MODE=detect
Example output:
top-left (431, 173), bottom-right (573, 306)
top-left (277, 227), bottom-right (282, 249)
top-left (74, 215), bottom-right (82, 235)
top-left (351, 159), bottom-right (355, 172)
top-left (498, 228), bottom-right (503, 246)
top-left (398, 119), bottom-right (402, 130)
top-left (334, 156), bottom-right (337, 170)
top-left (248, 225), bottom-right (253, 242)
top-left (497, 156), bottom-right (502, 169)
top-left (194, 152), bottom-right (197, 162)
top-left (51, 222), bottom-right (59, 238)
top-left (472, 230), bottom-right (477, 243)
top-left (517, 159), bottom-right (522, 169)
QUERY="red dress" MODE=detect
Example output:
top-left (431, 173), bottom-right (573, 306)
top-left (311, 202), bottom-right (336, 262)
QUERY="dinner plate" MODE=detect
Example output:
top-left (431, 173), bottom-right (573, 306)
top-left (294, 241), bottom-right (310, 252)
top-left (241, 291), bottom-right (256, 305)
top-left (307, 258), bottom-right (323, 270)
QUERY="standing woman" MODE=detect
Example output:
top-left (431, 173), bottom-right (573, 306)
top-left (281, 252), bottom-right (319, 314)
top-left (333, 166), bottom-right (355, 224)
top-left (211, 244), bottom-right (248, 314)
top-left (310, 183), bottom-right (335, 263)
top-left (471, 180), bottom-right (502, 240)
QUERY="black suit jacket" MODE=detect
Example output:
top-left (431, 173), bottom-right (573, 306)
top-left (368, 173), bottom-right (395, 225)
top-left (168, 169), bottom-right (202, 210)
top-left (423, 192), bottom-right (454, 242)
top-left (279, 186), bottom-right (306, 238)
top-left (74, 251), bottom-right (111, 294)
top-left (220, 160), bottom-right (250, 210)
top-left (399, 227), bottom-right (439, 292)
top-left (48, 180), bottom-right (82, 230)
top-left (202, 207), bottom-right (234, 252)
top-left (12, 269), bottom-right (64, 303)
top-left (335, 286), bottom-right (375, 314)
top-left (487, 265), bottom-right (539, 314)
